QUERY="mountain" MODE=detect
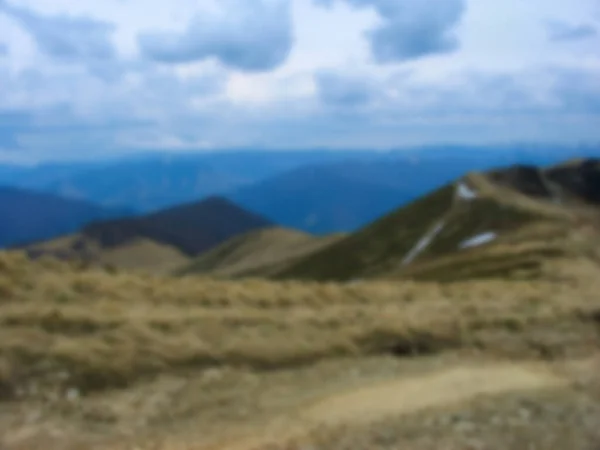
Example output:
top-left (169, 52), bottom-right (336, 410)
top-left (3, 145), bottom-right (597, 218)
top-left (41, 158), bottom-right (250, 213)
top-left (226, 154), bottom-right (512, 234)
top-left (274, 158), bottom-right (600, 282)
top-left (0, 151), bottom-right (377, 213)
top-left (0, 186), bottom-right (131, 248)
top-left (228, 169), bottom-right (410, 235)
top-left (22, 196), bottom-right (273, 273)
top-left (0, 161), bottom-right (105, 189)
top-left (177, 227), bottom-right (345, 278)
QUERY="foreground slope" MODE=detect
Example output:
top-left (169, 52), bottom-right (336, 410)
top-left (177, 227), bottom-right (345, 277)
top-left (22, 196), bottom-right (272, 273)
top-left (1, 249), bottom-right (600, 449)
top-left (0, 186), bottom-right (130, 248)
top-left (277, 159), bottom-right (600, 282)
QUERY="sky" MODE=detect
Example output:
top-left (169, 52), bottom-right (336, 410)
top-left (0, 0), bottom-right (599, 162)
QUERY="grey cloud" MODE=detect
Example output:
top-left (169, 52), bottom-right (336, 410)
top-left (314, 0), bottom-right (466, 62)
top-left (138, 0), bottom-right (293, 72)
top-left (547, 21), bottom-right (597, 42)
top-left (315, 71), bottom-right (376, 107)
top-left (0, 1), bottom-right (117, 61)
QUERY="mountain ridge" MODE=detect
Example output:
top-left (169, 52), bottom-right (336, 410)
top-left (272, 158), bottom-right (600, 282)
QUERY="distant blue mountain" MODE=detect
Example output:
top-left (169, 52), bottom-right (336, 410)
top-left (0, 150), bottom-right (376, 212)
top-left (1, 145), bottom-right (599, 235)
top-left (0, 186), bottom-right (133, 248)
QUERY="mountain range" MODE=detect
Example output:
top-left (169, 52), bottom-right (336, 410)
top-left (12, 157), bottom-right (600, 283)
top-left (2, 146), bottom-right (600, 249)
top-left (175, 158), bottom-right (600, 283)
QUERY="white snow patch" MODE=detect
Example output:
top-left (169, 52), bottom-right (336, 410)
top-left (402, 221), bottom-right (445, 266)
top-left (457, 182), bottom-right (478, 200)
top-left (459, 232), bottom-right (498, 250)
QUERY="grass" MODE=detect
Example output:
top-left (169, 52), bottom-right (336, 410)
top-left (1, 249), bottom-right (599, 399)
top-left (25, 235), bottom-right (192, 275)
top-left (275, 177), bottom-right (576, 282)
top-left (275, 184), bottom-right (457, 281)
top-left (176, 227), bottom-right (344, 278)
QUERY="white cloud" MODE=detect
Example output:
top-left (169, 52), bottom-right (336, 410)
top-left (0, 0), bottom-right (598, 160)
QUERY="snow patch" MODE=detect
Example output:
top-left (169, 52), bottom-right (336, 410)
top-left (402, 221), bottom-right (445, 266)
top-left (459, 232), bottom-right (498, 250)
top-left (457, 182), bottom-right (477, 200)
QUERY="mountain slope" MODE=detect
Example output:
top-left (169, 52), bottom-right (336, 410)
top-left (228, 166), bottom-right (423, 235)
top-left (225, 152), bottom-right (529, 235)
top-left (22, 196), bottom-right (273, 272)
top-left (0, 186), bottom-right (130, 248)
top-left (276, 159), bottom-right (600, 282)
top-left (177, 227), bottom-right (345, 277)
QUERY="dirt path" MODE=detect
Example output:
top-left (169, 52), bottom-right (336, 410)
top-left (203, 361), bottom-right (569, 450)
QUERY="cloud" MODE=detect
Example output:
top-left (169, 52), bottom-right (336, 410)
top-left (0, 1), bottom-right (117, 62)
top-left (0, 57), bottom-right (228, 158)
top-left (137, 0), bottom-right (294, 72)
top-left (315, 70), bottom-right (377, 107)
top-left (0, 0), bottom-right (599, 158)
top-left (547, 21), bottom-right (597, 42)
top-left (4, 62), bottom-right (599, 160)
top-left (0, 42), bottom-right (7, 56)
top-left (314, 0), bottom-right (466, 63)
top-left (0, 110), bottom-right (32, 150)
top-left (550, 68), bottom-right (600, 113)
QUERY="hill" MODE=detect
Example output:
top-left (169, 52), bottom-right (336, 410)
top-left (226, 159), bottom-right (457, 235)
top-left (276, 159), bottom-right (600, 282)
top-left (0, 186), bottom-right (130, 248)
top-left (22, 196), bottom-right (273, 273)
top-left (225, 149), bottom-right (550, 235)
top-left (177, 227), bottom-right (345, 277)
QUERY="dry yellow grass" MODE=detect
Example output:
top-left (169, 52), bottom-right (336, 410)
top-left (1, 248), bottom-right (599, 400)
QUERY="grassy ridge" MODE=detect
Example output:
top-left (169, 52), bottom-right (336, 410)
top-left (177, 228), bottom-right (344, 278)
top-left (276, 184), bottom-right (456, 281)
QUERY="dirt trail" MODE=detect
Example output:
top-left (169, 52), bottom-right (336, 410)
top-left (203, 361), bottom-right (569, 450)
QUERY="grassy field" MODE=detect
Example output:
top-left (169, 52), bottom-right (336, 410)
top-left (1, 249), bottom-right (599, 396)
top-left (1, 248), bottom-right (600, 449)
